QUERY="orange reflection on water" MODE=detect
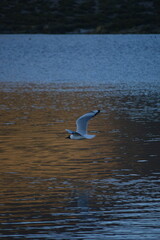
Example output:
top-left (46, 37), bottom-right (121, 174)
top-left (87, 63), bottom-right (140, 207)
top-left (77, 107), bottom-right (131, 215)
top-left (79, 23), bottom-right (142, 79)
top-left (0, 84), bottom-right (118, 184)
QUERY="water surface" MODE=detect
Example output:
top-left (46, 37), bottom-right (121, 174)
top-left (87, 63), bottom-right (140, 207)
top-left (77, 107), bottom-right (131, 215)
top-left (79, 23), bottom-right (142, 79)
top-left (0, 81), bottom-right (160, 240)
top-left (0, 35), bottom-right (160, 239)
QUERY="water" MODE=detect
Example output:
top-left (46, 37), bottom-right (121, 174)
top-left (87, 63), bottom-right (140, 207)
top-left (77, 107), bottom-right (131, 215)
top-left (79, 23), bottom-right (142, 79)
top-left (0, 35), bottom-right (160, 239)
top-left (0, 34), bottom-right (160, 85)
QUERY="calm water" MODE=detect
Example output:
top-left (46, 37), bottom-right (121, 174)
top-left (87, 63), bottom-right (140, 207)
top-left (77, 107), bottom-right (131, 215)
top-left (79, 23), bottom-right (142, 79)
top-left (0, 35), bottom-right (160, 239)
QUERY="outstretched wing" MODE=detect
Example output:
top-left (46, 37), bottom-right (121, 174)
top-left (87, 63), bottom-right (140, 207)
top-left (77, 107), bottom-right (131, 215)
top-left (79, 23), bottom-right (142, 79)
top-left (65, 129), bottom-right (75, 134)
top-left (76, 110), bottom-right (100, 135)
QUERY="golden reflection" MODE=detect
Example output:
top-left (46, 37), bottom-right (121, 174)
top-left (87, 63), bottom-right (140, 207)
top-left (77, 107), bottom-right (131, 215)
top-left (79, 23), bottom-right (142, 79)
top-left (0, 83), bottom-right (117, 183)
top-left (0, 82), bottom-right (159, 236)
top-left (0, 82), bottom-right (158, 188)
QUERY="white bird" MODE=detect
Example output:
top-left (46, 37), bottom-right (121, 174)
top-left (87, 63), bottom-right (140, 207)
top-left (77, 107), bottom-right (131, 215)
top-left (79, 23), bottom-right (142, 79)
top-left (65, 110), bottom-right (100, 140)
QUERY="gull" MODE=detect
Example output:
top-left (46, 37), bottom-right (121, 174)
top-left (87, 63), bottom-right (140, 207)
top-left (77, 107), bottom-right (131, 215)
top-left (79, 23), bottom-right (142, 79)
top-left (66, 110), bottom-right (100, 140)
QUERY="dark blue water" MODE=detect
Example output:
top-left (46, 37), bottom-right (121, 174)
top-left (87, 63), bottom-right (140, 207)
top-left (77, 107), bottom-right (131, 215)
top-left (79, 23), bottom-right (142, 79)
top-left (0, 35), bottom-right (160, 239)
top-left (0, 34), bottom-right (160, 85)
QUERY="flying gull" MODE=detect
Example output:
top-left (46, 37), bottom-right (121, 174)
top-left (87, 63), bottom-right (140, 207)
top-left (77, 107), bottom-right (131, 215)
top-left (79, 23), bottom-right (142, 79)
top-left (66, 110), bottom-right (100, 140)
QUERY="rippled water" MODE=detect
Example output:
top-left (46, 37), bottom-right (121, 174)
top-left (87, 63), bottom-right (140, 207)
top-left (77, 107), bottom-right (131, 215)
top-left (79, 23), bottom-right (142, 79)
top-left (0, 81), bottom-right (160, 240)
top-left (0, 35), bottom-right (160, 239)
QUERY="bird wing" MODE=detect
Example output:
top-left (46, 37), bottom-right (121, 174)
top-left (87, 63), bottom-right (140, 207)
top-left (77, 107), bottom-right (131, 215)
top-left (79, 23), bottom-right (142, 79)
top-left (76, 110), bottom-right (100, 135)
top-left (65, 129), bottom-right (75, 134)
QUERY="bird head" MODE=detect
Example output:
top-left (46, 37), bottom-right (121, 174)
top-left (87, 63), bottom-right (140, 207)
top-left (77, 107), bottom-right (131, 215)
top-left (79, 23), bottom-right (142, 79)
top-left (66, 135), bottom-right (71, 139)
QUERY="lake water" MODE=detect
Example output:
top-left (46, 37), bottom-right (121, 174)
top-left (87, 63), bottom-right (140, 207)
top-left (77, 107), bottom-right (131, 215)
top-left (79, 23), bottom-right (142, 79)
top-left (0, 35), bottom-right (160, 239)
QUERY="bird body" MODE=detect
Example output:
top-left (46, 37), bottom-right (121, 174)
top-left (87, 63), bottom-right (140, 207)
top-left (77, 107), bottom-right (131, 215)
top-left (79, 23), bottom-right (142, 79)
top-left (66, 110), bottom-right (100, 140)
